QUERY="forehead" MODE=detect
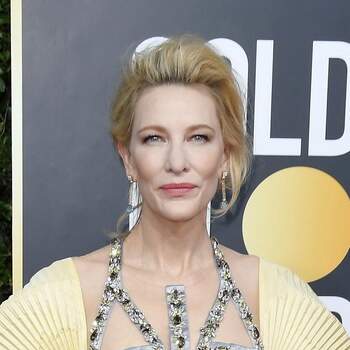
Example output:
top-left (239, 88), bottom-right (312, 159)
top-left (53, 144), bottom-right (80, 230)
top-left (132, 84), bottom-right (220, 131)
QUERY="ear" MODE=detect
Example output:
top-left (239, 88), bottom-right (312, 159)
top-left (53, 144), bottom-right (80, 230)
top-left (218, 145), bottom-right (230, 178)
top-left (115, 141), bottom-right (137, 180)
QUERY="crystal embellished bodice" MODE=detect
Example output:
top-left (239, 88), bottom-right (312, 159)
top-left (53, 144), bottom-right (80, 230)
top-left (89, 236), bottom-right (264, 350)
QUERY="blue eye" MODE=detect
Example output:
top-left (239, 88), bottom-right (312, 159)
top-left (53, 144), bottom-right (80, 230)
top-left (142, 134), bottom-right (209, 144)
top-left (192, 134), bottom-right (209, 143)
top-left (143, 134), bottom-right (162, 143)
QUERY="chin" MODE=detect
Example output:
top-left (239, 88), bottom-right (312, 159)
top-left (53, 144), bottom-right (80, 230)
top-left (158, 203), bottom-right (204, 222)
top-left (161, 213), bottom-right (198, 223)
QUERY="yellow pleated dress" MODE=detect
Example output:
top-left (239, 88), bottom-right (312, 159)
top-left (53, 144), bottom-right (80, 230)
top-left (0, 256), bottom-right (349, 350)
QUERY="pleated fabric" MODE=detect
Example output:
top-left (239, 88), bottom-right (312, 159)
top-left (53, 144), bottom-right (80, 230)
top-left (0, 256), bottom-right (349, 350)
top-left (259, 258), bottom-right (350, 350)
top-left (0, 258), bottom-right (86, 350)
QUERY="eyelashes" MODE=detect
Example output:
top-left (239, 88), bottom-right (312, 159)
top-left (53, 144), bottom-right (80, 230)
top-left (142, 134), bottom-right (161, 143)
top-left (192, 134), bottom-right (210, 143)
top-left (142, 134), bottom-right (210, 144)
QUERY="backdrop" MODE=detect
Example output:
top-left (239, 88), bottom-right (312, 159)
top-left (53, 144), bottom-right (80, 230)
top-left (14, 0), bottom-right (349, 333)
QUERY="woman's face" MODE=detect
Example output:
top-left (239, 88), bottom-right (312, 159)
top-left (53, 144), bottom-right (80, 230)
top-left (118, 83), bottom-right (228, 222)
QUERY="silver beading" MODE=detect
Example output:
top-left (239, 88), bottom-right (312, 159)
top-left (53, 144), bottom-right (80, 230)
top-left (89, 236), bottom-right (264, 350)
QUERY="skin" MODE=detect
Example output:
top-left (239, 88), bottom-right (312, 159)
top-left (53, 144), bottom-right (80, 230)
top-left (73, 83), bottom-right (260, 349)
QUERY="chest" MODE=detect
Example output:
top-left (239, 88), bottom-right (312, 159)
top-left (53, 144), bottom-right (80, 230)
top-left (101, 299), bottom-right (253, 350)
top-left (83, 239), bottom-right (262, 350)
top-left (85, 264), bottom-right (259, 350)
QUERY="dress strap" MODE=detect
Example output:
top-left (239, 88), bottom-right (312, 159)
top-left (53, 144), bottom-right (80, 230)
top-left (89, 240), bottom-right (122, 350)
top-left (196, 237), bottom-right (263, 350)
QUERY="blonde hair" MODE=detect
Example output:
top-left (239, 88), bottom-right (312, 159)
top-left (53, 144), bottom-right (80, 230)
top-left (109, 33), bottom-right (253, 236)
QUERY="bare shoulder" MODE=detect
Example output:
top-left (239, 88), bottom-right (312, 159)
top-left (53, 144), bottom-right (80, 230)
top-left (71, 245), bottom-right (112, 331)
top-left (71, 245), bottom-right (111, 302)
top-left (218, 243), bottom-right (260, 274)
top-left (72, 245), bottom-right (110, 271)
top-left (218, 243), bottom-right (261, 326)
top-left (71, 244), bottom-right (111, 292)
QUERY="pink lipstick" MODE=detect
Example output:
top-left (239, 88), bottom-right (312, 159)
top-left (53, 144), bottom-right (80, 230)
top-left (160, 183), bottom-right (197, 196)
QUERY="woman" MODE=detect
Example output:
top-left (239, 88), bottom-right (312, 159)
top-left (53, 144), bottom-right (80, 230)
top-left (1, 34), bottom-right (349, 350)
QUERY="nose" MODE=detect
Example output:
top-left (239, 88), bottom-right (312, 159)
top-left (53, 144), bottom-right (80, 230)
top-left (165, 140), bottom-right (189, 174)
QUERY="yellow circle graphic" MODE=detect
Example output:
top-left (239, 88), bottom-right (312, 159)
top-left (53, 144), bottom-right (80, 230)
top-left (242, 166), bottom-right (350, 282)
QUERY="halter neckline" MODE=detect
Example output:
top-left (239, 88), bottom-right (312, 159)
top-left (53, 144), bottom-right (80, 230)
top-left (89, 235), bottom-right (264, 350)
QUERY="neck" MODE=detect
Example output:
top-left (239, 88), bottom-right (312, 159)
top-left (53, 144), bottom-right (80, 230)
top-left (122, 205), bottom-right (214, 279)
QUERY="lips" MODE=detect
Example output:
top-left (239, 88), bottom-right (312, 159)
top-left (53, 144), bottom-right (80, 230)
top-left (160, 183), bottom-right (196, 189)
top-left (160, 183), bottom-right (197, 197)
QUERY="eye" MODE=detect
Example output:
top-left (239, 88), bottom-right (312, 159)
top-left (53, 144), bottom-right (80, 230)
top-left (143, 134), bottom-right (163, 143)
top-left (191, 134), bottom-right (209, 143)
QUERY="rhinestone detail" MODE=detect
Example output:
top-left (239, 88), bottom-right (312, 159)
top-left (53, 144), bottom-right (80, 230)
top-left (89, 236), bottom-right (264, 350)
top-left (166, 285), bottom-right (190, 350)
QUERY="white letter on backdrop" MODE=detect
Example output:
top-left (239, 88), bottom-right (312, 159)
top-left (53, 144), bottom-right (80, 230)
top-left (254, 40), bottom-right (301, 155)
top-left (309, 41), bottom-right (350, 156)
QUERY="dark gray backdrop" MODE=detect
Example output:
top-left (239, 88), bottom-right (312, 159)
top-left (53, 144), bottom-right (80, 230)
top-left (22, 0), bottom-right (349, 326)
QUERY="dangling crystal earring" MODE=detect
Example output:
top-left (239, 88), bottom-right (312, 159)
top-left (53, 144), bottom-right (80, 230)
top-left (126, 175), bottom-right (137, 214)
top-left (220, 171), bottom-right (228, 209)
top-left (206, 201), bottom-right (211, 237)
top-left (126, 175), bottom-right (142, 230)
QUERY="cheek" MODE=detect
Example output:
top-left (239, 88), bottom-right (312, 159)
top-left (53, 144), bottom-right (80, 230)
top-left (132, 147), bottom-right (164, 180)
top-left (190, 146), bottom-right (223, 178)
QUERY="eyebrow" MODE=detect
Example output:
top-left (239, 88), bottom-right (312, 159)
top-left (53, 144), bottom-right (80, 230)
top-left (137, 124), bottom-right (215, 134)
